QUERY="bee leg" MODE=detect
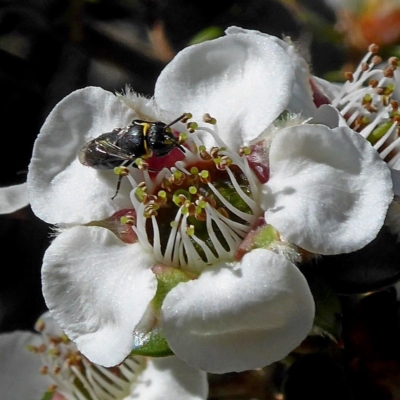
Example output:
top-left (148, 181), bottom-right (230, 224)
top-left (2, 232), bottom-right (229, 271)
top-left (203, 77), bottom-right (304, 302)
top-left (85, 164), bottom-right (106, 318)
top-left (111, 175), bottom-right (123, 200)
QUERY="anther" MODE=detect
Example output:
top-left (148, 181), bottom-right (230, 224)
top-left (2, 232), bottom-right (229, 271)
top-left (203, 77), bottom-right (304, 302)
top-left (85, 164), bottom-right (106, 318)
top-left (40, 366), bottom-right (49, 375)
top-left (199, 170), bottom-right (211, 184)
top-left (210, 147), bottom-right (220, 158)
top-left (369, 79), bottom-right (379, 88)
top-left (384, 66), bottom-right (395, 78)
top-left (368, 43), bottom-right (379, 54)
top-left (372, 55), bottom-right (383, 65)
top-left (181, 113), bottom-right (192, 123)
top-left (143, 194), bottom-right (158, 205)
top-left (186, 225), bottom-right (195, 236)
top-left (120, 215), bottom-right (136, 225)
top-left (189, 186), bottom-right (197, 195)
top-left (35, 320), bottom-right (45, 332)
top-left (136, 159), bottom-right (149, 170)
top-left (389, 56), bottom-right (399, 67)
top-left (187, 122), bottom-right (198, 132)
top-left (144, 204), bottom-right (158, 218)
top-left (203, 113), bottom-right (217, 124)
top-left (239, 146), bottom-right (252, 156)
top-left (345, 71), bottom-right (354, 82)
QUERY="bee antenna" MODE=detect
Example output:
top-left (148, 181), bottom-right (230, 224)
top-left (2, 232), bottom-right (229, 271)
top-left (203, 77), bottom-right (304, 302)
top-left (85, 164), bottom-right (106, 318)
top-left (166, 135), bottom-right (186, 152)
top-left (166, 113), bottom-right (188, 128)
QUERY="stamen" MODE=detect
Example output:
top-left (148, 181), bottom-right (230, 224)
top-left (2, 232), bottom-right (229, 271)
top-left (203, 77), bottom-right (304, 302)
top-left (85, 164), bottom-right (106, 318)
top-left (32, 319), bottom-right (146, 400)
top-left (163, 209), bottom-right (183, 265)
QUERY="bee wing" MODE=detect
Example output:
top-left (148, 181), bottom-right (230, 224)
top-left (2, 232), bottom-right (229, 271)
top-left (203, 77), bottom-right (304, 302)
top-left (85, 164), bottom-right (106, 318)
top-left (96, 139), bottom-right (136, 161)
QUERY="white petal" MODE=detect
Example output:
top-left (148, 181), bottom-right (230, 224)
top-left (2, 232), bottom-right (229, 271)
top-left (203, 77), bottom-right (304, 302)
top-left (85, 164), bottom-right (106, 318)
top-left (28, 87), bottom-right (137, 225)
top-left (263, 124), bottom-right (393, 254)
top-left (311, 76), bottom-right (343, 101)
top-left (0, 183), bottom-right (29, 214)
top-left (226, 27), bottom-right (317, 117)
top-left (0, 331), bottom-right (52, 400)
top-left (129, 356), bottom-right (208, 400)
top-left (309, 104), bottom-right (348, 128)
top-left (161, 249), bottom-right (314, 374)
top-left (42, 226), bottom-right (157, 367)
top-left (155, 29), bottom-right (295, 149)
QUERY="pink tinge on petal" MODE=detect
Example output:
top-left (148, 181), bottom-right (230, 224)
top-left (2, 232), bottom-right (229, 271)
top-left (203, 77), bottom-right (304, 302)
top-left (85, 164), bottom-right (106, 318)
top-left (52, 393), bottom-right (67, 400)
top-left (235, 217), bottom-right (267, 261)
top-left (310, 78), bottom-right (332, 108)
top-left (96, 209), bottom-right (138, 244)
top-left (247, 142), bottom-right (270, 183)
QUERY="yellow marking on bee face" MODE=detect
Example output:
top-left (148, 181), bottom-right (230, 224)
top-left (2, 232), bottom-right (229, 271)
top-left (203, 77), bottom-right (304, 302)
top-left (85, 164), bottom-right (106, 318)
top-left (141, 123), bottom-right (152, 158)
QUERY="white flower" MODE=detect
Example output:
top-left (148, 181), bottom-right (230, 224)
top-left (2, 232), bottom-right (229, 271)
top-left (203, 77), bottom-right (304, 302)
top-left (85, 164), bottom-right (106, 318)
top-left (27, 27), bottom-right (392, 374)
top-left (313, 44), bottom-right (400, 183)
top-left (0, 312), bottom-right (208, 400)
top-left (312, 43), bottom-right (400, 236)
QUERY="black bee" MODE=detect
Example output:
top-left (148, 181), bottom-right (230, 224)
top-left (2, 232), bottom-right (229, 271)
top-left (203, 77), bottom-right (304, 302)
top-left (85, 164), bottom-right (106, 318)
top-left (79, 114), bottom-right (187, 199)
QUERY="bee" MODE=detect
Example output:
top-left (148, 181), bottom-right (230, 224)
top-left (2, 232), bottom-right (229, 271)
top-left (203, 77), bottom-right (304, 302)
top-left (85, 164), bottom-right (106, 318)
top-left (78, 114), bottom-right (187, 199)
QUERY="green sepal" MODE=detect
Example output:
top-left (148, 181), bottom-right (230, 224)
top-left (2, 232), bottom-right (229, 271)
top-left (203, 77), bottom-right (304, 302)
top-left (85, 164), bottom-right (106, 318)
top-left (253, 224), bottom-right (280, 249)
top-left (41, 391), bottom-right (55, 400)
top-left (130, 266), bottom-right (193, 357)
top-left (152, 265), bottom-right (193, 310)
top-left (130, 328), bottom-right (174, 357)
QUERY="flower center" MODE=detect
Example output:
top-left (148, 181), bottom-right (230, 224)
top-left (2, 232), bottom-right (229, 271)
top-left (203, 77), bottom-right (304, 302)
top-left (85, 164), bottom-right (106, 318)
top-left (127, 116), bottom-right (263, 272)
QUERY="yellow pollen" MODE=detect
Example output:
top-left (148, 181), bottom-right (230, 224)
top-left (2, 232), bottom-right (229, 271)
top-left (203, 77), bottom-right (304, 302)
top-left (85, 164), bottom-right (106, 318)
top-left (120, 215), bottom-right (135, 225)
top-left (240, 146), bottom-right (252, 156)
top-left (179, 132), bottom-right (188, 142)
top-left (186, 225), bottom-right (195, 236)
top-left (187, 122), bottom-right (198, 132)
top-left (114, 165), bottom-right (130, 176)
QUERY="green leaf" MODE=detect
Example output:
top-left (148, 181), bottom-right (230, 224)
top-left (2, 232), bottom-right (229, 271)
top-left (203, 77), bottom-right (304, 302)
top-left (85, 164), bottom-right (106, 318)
top-left (188, 26), bottom-right (224, 45)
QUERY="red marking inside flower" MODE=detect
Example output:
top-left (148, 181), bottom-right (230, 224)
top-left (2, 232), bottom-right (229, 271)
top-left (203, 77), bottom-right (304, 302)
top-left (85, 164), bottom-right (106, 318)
top-left (310, 78), bottom-right (332, 108)
top-left (246, 142), bottom-right (270, 184)
top-left (102, 209), bottom-right (138, 243)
